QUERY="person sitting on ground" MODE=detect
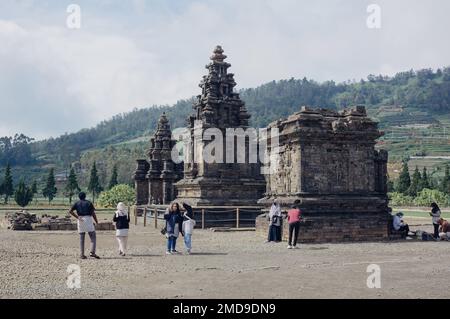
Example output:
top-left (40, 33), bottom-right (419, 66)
top-left (438, 218), bottom-right (450, 241)
top-left (68, 192), bottom-right (100, 259)
top-left (393, 212), bottom-right (410, 239)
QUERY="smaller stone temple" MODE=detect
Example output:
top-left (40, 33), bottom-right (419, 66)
top-left (257, 106), bottom-right (391, 243)
top-left (134, 113), bottom-right (183, 205)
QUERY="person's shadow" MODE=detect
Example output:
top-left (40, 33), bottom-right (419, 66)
top-left (189, 252), bottom-right (228, 256)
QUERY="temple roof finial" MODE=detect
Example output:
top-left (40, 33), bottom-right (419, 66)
top-left (210, 45), bottom-right (227, 62)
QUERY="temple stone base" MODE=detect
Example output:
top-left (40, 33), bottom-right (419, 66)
top-left (256, 212), bottom-right (390, 243)
top-left (256, 195), bottom-right (391, 243)
top-left (176, 177), bottom-right (265, 206)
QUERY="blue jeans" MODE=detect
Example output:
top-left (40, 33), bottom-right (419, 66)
top-left (184, 233), bottom-right (192, 251)
top-left (167, 236), bottom-right (177, 252)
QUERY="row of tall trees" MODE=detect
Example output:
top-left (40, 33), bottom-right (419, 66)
top-left (391, 161), bottom-right (450, 206)
top-left (0, 161), bottom-right (120, 207)
top-left (396, 162), bottom-right (450, 196)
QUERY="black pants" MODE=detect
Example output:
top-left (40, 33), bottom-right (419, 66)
top-left (268, 225), bottom-right (281, 242)
top-left (399, 225), bottom-right (409, 238)
top-left (288, 222), bottom-right (300, 246)
top-left (433, 223), bottom-right (440, 239)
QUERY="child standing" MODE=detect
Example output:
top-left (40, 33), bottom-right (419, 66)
top-left (182, 203), bottom-right (196, 254)
top-left (113, 202), bottom-right (130, 256)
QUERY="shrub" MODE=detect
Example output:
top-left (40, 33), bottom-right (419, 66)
top-left (413, 188), bottom-right (450, 207)
top-left (388, 192), bottom-right (414, 206)
top-left (97, 184), bottom-right (135, 208)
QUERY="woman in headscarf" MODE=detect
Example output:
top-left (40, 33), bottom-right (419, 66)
top-left (164, 202), bottom-right (183, 255)
top-left (267, 199), bottom-right (282, 243)
top-left (113, 202), bottom-right (130, 256)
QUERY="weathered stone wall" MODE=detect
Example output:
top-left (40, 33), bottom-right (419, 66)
top-left (256, 212), bottom-right (389, 243)
top-left (258, 106), bottom-right (391, 243)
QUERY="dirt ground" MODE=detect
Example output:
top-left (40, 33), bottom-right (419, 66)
top-left (0, 218), bottom-right (449, 299)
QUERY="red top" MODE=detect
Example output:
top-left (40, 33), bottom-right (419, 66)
top-left (288, 208), bottom-right (301, 224)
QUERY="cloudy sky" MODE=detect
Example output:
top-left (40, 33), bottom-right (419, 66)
top-left (1, 0), bottom-right (449, 139)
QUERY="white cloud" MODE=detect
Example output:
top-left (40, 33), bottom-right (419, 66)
top-left (0, 0), bottom-right (449, 139)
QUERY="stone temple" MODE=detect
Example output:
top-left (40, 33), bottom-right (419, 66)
top-left (135, 45), bottom-right (391, 242)
top-left (256, 106), bottom-right (390, 243)
top-left (174, 45), bottom-right (266, 206)
top-left (134, 113), bottom-right (183, 205)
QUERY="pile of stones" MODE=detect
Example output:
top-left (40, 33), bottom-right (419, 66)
top-left (1, 212), bottom-right (115, 231)
top-left (1, 211), bottom-right (38, 230)
top-left (38, 214), bottom-right (77, 231)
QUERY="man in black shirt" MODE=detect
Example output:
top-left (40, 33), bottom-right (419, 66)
top-left (69, 192), bottom-right (100, 259)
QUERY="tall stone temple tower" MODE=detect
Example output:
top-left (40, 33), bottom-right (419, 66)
top-left (134, 113), bottom-right (183, 205)
top-left (175, 46), bottom-right (266, 206)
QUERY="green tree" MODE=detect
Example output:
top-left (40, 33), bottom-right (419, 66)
top-left (440, 165), bottom-right (450, 195)
top-left (31, 180), bottom-right (38, 205)
top-left (108, 165), bottom-right (119, 190)
top-left (42, 168), bottom-right (57, 204)
top-left (396, 161), bottom-right (411, 194)
top-left (408, 166), bottom-right (422, 197)
top-left (97, 184), bottom-right (135, 208)
top-left (420, 167), bottom-right (431, 190)
top-left (88, 162), bottom-right (103, 204)
top-left (1, 163), bottom-right (14, 204)
top-left (14, 180), bottom-right (34, 208)
top-left (65, 167), bottom-right (80, 204)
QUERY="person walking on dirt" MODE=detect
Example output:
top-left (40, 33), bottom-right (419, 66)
top-left (164, 202), bottom-right (183, 255)
top-left (69, 192), bottom-right (100, 259)
top-left (113, 202), bottom-right (130, 256)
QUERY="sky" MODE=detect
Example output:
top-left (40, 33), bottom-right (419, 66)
top-left (0, 0), bottom-right (449, 140)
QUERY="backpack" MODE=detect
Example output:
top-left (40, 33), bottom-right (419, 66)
top-left (421, 232), bottom-right (435, 241)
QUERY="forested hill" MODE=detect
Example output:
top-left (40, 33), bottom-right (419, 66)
top-left (2, 67), bottom-right (450, 175)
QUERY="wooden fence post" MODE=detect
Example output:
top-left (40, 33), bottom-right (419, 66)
top-left (154, 208), bottom-right (158, 229)
top-left (143, 207), bottom-right (147, 227)
top-left (236, 208), bottom-right (240, 229)
top-left (202, 209), bottom-right (205, 230)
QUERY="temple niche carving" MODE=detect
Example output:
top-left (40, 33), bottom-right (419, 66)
top-left (257, 106), bottom-right (391, 242)
top-left (174, 46), bottom-right (266, 206)
top-left (134, 113), bottom-right (183, 205)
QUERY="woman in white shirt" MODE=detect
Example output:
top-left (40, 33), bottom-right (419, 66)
top-left (430, 202), bottom-right (441, 239)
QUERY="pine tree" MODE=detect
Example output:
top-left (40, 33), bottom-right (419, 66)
top-left (42, 168), bottom-right (57, 204)
top-left (14, 180), bottom-right (33, 208)
top-left (421, 167), bottom-right (430, 190)
top-left (397, 161), bottom-right (411, 194)
top-left (31, 180), bottom-right (38, 205)
top-left (2, 163), bottom-right (14, 204)
top-left (108, 165), bottom-right (119, 190)
top-left (441, 165), bottom-right (450, 195)
top-left (408, 166), bottom-right (422, 197)
top-left (65, 167), bottom-right (80, 204)
top-left (88, 162), bottom-right (103, 204)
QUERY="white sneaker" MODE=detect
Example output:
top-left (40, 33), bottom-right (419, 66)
top-left (293, 245), bottom-right (300, 249)
top-left (287, 245), bottom-right (293, 249)
top-left (166, 251), bottom-right (172, 255)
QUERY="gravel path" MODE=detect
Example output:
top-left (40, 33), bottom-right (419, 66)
top-left (0, 222), bottom-right (449, 299)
